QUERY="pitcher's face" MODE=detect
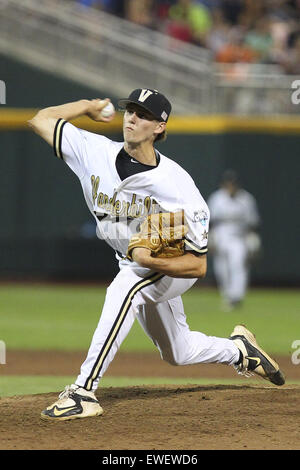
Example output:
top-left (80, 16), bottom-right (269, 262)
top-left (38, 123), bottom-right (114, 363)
top-left (123, 104), bottom-right (165, 144)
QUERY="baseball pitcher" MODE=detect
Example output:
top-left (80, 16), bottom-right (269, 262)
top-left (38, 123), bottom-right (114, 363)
top-left (28, 88), bottom-right (284, 421)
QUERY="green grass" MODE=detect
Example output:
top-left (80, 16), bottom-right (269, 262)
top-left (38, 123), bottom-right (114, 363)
top-left (1, 375), bottom-right (299, 398)
top-left (0, 284), bottom-right (299, 355)
top-left (0, 375), bottom-right (288, 398)
top-left (1, 284), bottom-right (298, 399)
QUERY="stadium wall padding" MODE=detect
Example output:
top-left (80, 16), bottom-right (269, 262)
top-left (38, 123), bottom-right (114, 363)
top-left (0, 128), bottom-right (299, 284)
top-left (0, 55), bottom-right (299, 284)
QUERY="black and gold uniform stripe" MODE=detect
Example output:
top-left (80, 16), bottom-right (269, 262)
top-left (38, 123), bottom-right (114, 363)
top-left (53, 118), bottom-right (67, 159)
top-left (184, 238), bottom-right (208, 255)
top-left (84, 271), bottom-right (164, 391)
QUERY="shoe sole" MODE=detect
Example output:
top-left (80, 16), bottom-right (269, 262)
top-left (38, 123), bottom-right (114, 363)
top-left (232, 324), bottom-right (285, 386)
top-left (40, 407), bottom-right (103, 421)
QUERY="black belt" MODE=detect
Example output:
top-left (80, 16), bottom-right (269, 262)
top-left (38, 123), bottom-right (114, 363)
top-left (95, 213), bottom-right (107, 222)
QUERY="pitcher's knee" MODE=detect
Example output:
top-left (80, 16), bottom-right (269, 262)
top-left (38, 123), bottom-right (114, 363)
top-left (161, 349), bottom-right (188, 366)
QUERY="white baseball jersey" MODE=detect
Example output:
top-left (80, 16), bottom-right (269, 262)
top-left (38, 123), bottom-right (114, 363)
top-left (54, 119), bottom-right (210, 272)
top-left (207, 187), bottom-right (259, 241)
top-left (52, 119), bottom-right (239, 391)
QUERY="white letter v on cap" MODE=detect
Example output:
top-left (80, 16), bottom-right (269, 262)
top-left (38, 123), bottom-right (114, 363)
top-left (138, 89), bottom-right (153, 102)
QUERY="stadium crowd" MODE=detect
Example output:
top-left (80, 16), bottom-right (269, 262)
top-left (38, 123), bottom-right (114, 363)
top-left (73, 0), bottom-right (300, 74)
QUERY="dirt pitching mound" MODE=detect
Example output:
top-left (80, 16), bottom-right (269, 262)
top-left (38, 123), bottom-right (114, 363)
top-left (1, 384), bottom-right (299, 450)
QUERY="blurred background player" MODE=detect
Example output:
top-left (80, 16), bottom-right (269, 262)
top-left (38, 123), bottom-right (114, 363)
top-left (207, 169), bottom-right (261, 311)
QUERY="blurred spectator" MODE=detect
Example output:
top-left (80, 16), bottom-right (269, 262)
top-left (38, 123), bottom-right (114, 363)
top-left (244, 17), bottom-right (273, 63)
top-left (280, 36), bottom-right (300, 73)
top-left (205, 8), bottom-right (231, 55)
top-left (241, 0), bottom-right (267, 24)
top-left (125, 0), bottom-right (156, 28)
top-left (221, 0), bottom-right (245, 25)
top-left (165, 0), bottom-right (212, 46)
top-left (268, 15), bottom-right (296, 64)
top-left (266, 0), bottom-right (297, 21)
top-left (71, 0), bottom-right (300, 73)
top-left (155, 1), bottom-right (177, 31)
top-left (215, 28), bottom-right (256, 63)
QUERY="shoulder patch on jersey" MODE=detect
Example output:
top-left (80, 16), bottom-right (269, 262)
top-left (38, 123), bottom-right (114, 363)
top-left (193, 210), bottom-right (209, 226)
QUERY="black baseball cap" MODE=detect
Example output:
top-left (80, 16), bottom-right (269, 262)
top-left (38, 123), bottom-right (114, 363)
top-left (118, 88), bottom-right (172, 122)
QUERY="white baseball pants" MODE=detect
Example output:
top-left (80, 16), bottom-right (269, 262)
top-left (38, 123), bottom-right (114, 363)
top-left (75, 266), bottom-right (240, 391)
top-left (213, 238), bottom-right (248, 303)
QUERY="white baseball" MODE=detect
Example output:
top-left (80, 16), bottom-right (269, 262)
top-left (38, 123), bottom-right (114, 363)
top-left (100, 101), bottom-right (115, 118)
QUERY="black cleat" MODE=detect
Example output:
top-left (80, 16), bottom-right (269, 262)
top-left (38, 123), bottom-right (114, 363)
top-left (41, 384), bottom-right (103, 421)
top-left (230, 325), bottom-right (285, 386)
